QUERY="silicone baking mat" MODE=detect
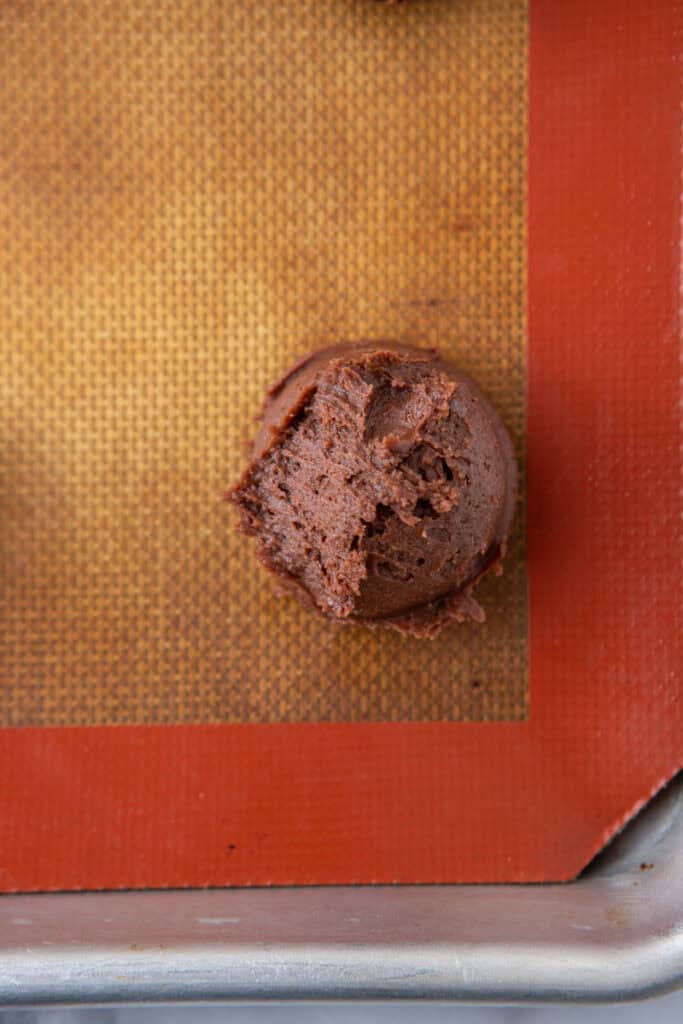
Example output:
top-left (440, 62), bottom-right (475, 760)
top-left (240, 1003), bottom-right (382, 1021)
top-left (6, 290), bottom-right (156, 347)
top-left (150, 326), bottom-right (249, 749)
top-left (0, 0), bottom-right (680, 890)
top-left (0, 0), bottom-right (527, 726)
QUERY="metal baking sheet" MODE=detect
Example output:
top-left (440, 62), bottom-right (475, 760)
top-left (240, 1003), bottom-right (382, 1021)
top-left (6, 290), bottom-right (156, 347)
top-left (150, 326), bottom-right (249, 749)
top-left (0, 775), bottom-right (680, 1007)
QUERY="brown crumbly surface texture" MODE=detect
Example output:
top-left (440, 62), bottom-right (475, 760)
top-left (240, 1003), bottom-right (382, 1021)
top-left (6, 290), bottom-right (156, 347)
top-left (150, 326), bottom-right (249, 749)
top-left (231, 344), bottom-right (516, 637)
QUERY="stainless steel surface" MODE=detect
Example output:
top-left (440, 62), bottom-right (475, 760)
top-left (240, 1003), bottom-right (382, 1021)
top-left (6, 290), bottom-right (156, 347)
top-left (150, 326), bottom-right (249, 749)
top-left (0, 777), bottom-right (681, 1008)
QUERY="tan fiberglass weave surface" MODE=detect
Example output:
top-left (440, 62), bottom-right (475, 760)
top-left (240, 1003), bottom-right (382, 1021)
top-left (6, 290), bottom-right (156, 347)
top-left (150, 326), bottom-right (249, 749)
top-left (0, 0), bottom-right (527, 726)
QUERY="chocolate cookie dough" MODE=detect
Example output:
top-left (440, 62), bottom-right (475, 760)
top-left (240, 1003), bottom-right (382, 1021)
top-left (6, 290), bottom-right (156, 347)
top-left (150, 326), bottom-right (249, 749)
top-left (229, 343), bottom-right (517, 637)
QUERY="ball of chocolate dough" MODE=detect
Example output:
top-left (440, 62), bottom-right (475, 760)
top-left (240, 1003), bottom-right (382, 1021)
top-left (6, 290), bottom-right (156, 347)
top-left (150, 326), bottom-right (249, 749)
top-left (229, 342), bottom-right (517, 637)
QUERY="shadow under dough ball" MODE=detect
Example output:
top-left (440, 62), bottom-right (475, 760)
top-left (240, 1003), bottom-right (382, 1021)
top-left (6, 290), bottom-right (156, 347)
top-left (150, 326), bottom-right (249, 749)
top-left (229, 342), bottom-right (517, 637)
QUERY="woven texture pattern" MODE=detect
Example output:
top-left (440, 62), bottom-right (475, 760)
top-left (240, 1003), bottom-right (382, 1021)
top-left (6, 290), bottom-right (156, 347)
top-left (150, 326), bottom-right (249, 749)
top-left (0, 0), bottom-right (527, 725)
